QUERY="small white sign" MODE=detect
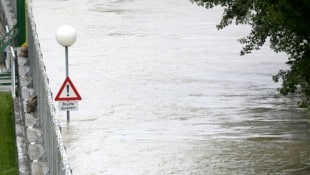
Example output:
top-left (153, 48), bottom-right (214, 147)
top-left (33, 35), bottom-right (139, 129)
top-left (58, 101), bottom-right (78, 111)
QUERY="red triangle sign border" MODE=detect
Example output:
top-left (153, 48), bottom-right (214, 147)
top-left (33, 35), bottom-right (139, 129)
top-left (55, 77), bottom-right (82, 101)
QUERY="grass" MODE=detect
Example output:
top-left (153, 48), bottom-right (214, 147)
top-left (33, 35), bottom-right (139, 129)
top-left (0, 92), bottom-right (18, 175)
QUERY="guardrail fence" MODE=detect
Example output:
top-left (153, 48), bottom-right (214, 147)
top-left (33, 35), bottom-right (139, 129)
top-left (27, 4), bottom-right (72, 175)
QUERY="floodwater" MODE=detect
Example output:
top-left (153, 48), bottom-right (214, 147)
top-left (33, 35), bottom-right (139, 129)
top-left (32, 0), bottom-right (310, 174)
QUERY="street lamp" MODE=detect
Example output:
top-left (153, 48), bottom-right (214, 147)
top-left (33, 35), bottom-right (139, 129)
top-left (56, 25), bottom-right (77, 124)
top-left (56, 25), bottom-right (77, 77)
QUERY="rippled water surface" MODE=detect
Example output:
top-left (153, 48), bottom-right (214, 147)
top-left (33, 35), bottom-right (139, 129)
top-left (32, 0), bottom-right (310, 174)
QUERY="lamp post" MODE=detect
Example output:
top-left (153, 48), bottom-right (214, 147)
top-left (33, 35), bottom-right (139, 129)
top-left (56, 25), bottom-right (77, 124)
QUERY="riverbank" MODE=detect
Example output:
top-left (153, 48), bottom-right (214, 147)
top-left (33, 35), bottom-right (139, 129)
top-left (0, 92), bottom-right (18, 175)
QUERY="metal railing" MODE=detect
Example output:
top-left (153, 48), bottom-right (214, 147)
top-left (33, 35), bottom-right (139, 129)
top-left (7, 46), bottom-right (16, 97)
top-left (5, 26), bottom-right (17, 98)
top-left (1, 25), bottom-right (17, 97)
top-left (0, 25), bottom-right (18, 53)
top-left (27, 4), bottom-right (72, 175)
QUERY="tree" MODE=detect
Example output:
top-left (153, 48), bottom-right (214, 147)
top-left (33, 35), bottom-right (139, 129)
top-left (190, 0), bottom-right (310, 108)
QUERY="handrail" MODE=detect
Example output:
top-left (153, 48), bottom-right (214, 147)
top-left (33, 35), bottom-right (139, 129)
top-left (0, 25), bottom-right (18, 53)
top-left (0, 25), bottom-right (15, 43)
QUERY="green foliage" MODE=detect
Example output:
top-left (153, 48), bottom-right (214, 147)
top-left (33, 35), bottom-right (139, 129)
top-left (191, 0), bottom-right (310, 108)
top-left (0, 92), bottom-right (18, 175)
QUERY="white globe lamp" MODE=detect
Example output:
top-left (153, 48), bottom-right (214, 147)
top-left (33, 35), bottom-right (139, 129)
top-left (56, 25), bottom-right (77, 47)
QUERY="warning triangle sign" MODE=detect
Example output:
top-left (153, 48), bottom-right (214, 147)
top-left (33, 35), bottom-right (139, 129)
top-left (55, 77), bottom-right (82, 101)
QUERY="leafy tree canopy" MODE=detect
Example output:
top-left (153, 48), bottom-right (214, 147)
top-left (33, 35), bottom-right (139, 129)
top-left (191, 0), bottom-right (310, 108)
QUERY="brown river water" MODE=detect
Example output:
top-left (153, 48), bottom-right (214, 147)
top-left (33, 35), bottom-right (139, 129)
top-left (32, 0), bottom-right (310, 174)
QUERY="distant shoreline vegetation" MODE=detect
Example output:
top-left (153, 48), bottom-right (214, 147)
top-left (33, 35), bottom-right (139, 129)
top-left (191, 0), bottom-right (310, 109)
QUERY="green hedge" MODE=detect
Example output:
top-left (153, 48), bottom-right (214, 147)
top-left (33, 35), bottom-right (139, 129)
top-left (0, 92), bottom-right (18, 175)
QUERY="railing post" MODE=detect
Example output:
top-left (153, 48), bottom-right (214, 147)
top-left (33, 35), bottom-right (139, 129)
top-left (10, 46), bottom-right (15, 98)
top-left (16, 0), bottom-right (26, 46)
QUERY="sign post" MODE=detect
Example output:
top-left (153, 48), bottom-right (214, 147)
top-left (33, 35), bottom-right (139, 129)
top-left (55, 25), bottom-right (81, 124)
